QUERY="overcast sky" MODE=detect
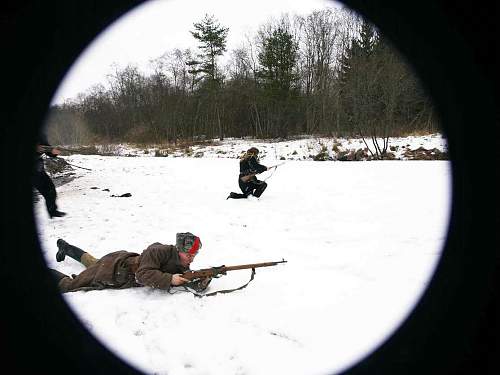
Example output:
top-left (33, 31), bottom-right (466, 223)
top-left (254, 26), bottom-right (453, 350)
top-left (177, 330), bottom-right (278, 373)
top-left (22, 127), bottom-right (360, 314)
top-left (51, 0), bottom-right (343, 104)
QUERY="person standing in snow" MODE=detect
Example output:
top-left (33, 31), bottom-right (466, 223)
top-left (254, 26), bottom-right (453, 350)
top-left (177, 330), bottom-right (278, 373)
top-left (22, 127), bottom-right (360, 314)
top-left (33, 131), bottom-right (66, 218)
top-left (227, 147), bottom-right (271, 199)
top-left (48, 232), bottom-right (202, 293)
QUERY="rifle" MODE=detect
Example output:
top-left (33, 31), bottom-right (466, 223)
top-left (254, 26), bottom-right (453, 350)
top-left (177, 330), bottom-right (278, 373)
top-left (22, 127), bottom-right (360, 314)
top-left (239, 162), bottom-right (286, 183)
top-left (181, 259), bottom-right (287, 281)
top-left (37, 145), bottom-right (73, 153)
top-left (37, 145), bottom-right (96, 155)
top-left (178, 259), bottom-right (287, 297)
top-left (37, 145), bottom-right (93, 170)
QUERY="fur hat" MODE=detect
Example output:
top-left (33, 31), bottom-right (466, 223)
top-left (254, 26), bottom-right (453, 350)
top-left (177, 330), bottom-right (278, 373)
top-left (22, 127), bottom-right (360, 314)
top-left (240, 147), bottom-right (260, 161)
top-left (176, 232), bottom-right (202, 255)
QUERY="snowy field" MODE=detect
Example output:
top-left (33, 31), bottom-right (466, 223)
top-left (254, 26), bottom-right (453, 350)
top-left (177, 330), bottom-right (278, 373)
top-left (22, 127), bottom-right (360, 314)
top-left (35, 136), bottom-right (451, 375)
top-left (90, 133), bottom-right (447, 160)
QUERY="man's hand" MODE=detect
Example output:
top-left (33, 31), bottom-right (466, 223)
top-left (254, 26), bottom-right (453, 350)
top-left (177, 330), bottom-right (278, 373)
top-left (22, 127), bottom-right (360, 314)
top-left (171, 274), bottom-right (189, 286)
top-left (51, 148), bottom-right (61, 156)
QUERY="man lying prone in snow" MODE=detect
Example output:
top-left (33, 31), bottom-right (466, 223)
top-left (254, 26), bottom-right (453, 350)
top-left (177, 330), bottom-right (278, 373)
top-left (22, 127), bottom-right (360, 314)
top-left (49, 232), bottom-right (202, 293)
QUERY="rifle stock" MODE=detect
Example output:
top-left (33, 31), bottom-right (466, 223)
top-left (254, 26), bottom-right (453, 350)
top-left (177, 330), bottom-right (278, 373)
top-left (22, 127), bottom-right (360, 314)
top-left (181, 259), bottom-right (287, 281)
top-left (240, 173), bottom-right (258, 183)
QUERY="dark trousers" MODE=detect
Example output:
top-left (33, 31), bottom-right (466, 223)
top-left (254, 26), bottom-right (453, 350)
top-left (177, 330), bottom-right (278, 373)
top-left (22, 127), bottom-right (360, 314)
top-left (229, 178), bottom-right (268, 199)
top-left (33, 170), bottom-right (58, 214)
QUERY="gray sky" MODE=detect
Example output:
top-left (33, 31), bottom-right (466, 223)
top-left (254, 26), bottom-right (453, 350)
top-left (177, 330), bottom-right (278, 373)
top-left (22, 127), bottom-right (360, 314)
top-left (52, 0), bottom-right (342, 104)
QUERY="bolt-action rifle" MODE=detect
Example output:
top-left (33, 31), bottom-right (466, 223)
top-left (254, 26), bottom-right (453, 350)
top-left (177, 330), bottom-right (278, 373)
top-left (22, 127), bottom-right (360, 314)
top-left (239, 162), bottom-right (286, 183)
top-left (179, 259), bottom-right (287, 297)
top-left (181, 259), bottom-right (287, 281)
top-left (36, 145), bottom-right (93, 170)
top-left (37, 145), bottom-right (73, 153)
top-left (37, 144), bottom-right (96, 156)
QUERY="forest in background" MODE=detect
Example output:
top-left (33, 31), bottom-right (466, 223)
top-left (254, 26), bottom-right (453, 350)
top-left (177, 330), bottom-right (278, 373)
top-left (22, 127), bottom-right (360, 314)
top-left (45, 8), bottom-right (439, 159)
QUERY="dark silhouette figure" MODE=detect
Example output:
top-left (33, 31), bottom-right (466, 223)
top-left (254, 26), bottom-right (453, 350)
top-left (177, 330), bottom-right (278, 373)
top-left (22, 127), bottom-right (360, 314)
top-left (33, 132), bottom-right (66, 218)
top-left (227, 147), bottom-right (269, 199)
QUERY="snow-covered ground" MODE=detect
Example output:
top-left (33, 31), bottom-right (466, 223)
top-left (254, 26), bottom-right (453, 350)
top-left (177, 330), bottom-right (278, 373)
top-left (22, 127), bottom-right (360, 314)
top-left (36, 135), bottom-right (451, 375)
top-left (88, 133), bottom-right (448, 160)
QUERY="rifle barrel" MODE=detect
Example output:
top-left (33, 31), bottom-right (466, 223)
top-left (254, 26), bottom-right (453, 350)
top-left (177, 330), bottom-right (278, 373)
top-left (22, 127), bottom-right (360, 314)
top-left (182, 259), bottom-right (287, 280)
top-left (38, 145), bottom-right (70, 152)
top-left (223, 260), bottom-right (287, 271)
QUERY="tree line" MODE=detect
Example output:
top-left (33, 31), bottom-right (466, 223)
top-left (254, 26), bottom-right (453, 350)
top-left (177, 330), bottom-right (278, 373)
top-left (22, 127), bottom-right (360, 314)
top-left (46, 8), bottom-right (439, 153)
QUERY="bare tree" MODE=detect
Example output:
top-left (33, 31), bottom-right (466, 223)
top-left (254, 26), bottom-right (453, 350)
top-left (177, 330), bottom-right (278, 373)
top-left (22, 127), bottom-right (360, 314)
top-left (298, 9), bottom-right (343, 134)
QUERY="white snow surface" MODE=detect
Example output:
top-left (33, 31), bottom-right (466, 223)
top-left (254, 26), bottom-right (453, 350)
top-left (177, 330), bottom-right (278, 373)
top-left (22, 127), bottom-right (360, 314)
top-left (90, 133), bottom-right (448, 160)
top-left (36, 135), bottom-right (451, 375)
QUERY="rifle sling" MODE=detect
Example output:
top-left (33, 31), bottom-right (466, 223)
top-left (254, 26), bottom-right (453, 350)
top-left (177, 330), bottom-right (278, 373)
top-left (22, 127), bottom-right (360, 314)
top-left (183, 268), bottom-right (256, 298)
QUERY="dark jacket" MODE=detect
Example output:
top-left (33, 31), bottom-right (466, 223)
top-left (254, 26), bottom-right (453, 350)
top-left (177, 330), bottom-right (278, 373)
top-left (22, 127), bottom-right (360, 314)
top-left (239, 155), bottom-right (267, 179)
top-left (35, 133), bottom-right (57, 172)
top-left (59, 243), bottom-right (188, 293)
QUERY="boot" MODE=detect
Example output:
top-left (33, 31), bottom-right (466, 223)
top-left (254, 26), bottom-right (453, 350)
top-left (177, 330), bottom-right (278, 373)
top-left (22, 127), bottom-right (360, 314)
top-left (227, 192), bottom-right (248, 199)
top-left (49, 210), bottom-right (66, 218)
top-left (50, 268), bottom-right (69, 284)
top-left (56, 239), bottom-right (85, 262)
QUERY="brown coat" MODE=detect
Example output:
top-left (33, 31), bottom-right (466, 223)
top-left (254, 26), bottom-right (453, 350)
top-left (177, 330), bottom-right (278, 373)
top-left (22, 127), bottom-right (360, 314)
top-left (59, 242), bottom-right (188, 293)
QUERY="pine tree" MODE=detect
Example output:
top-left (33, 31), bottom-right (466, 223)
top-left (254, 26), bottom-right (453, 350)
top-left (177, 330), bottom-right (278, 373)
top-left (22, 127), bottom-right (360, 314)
top-left (257, 26), bottom-right (299, 99)
top-left (337, 20), bottom-right (376, 86)
top-left (256, 22), bottom-right (300, 137)
top-left (189, 14), bottom-right (229, 87)
top-left (358, 20), bottom-right (376, 56)
top-left (189, 14), bottom-right (229, 140)
top-left (337, 39), bottom-right (361, 88)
